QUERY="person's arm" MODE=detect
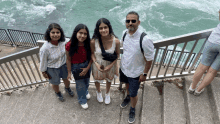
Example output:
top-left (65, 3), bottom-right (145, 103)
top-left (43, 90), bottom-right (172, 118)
top-left (66, 50), bottom-right (72, 80)
top-left (39, 48), bottom-right (49, 79)
top-left (104, 38), bottom-right (120, 71)
top-left (139, 37), bottom-right (154, 82)
top-left (90, 39), bottom-right (104, 72)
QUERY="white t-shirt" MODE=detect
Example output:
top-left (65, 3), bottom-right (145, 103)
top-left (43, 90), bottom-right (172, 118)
top-left (120, 28), bottom-right (154, 78)
top-left (208, 23), bottom-right (220, 45)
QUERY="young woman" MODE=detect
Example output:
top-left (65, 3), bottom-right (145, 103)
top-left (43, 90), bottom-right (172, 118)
top-left (39, 23), bottom-right (74, 102)
top-left (66, 24), bottom-right (92, 109)
top-left (91, 18), bottom-right (120, 104)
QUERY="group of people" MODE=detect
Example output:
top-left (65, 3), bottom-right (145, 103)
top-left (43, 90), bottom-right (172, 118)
top-left (39, 10), bottom-right (220, 123)
top-left (39, 11), bottom-right (153, 123)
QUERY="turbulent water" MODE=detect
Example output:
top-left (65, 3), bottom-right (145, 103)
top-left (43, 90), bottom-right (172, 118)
top-left (0, 0), bottom-right (219, 47)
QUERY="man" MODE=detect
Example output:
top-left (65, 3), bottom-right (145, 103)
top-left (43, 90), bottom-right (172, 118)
top-left (120, 11), bottom-right (154, 123)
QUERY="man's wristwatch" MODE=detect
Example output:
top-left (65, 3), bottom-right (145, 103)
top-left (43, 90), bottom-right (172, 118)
top-left (143, 73), bottom-right (147, 77)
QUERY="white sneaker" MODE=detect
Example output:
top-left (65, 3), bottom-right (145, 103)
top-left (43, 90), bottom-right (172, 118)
top-left (81, 103), bottom-right (88, 109)
top-left (105, 93), bottom-right (111, 104)
top-left (96, 91), bottom-right (103, 103)
top-left (86, 93), bottom-right (91, 100)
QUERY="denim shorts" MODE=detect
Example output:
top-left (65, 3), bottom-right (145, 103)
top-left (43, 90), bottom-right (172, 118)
top-left (47, 63), bottom-right (68, 85)
top-left (71, 61), bottom-right (91, 80)
top-left (201, 41), bottom-right (220, 71)
top-left (119, 69), bottom-right (140, 97)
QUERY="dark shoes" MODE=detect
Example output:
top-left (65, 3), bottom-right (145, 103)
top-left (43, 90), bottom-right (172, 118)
top-left (65, 87), bottom-right (74, 97)
top-left (128, 107), bottom-right (135, 123)
top-left (55, 92), bottom-right (65, 102)
top-left (120, 96), bottom-right (130, 108)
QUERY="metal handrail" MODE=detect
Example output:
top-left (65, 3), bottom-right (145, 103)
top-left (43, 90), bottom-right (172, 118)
top-left (0, 28), bottom-right (213, 92)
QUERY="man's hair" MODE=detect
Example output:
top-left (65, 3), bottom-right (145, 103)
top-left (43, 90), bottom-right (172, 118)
top-left (126, 11), bottom-right (139, 21)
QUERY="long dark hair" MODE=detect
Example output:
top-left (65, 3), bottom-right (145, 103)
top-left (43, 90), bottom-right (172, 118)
top-left (44, 23), bottom-right (65, 42)
top-left (92, 18), bottom-right (117, 43)
top-left (69, 24), bottom-right (91, 61)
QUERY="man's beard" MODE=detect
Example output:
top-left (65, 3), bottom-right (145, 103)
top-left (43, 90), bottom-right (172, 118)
top-left (127, 25), bottom-right (135, 31)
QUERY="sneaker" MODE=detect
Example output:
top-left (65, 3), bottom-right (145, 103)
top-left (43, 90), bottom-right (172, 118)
top-left (188, 84), bottom-right (195, 94)
top-left (128, 108), bottom-right (135, 123)
top-left (86, 93), bottom-right (91, 100)
top-left (120, 96), bottom-right (130, 108)
top-left (96, 91), bottom-right (103, 103)
top-left (194, 88), bottom-right (205, 96)
top-left (105, 93), bottom-right (111, 104)
top-left (55, 92), bottom-right (65, 102)
top-left (65, 87), bottom-right (74, 97)
top-left (81, 103), bottom-right (88, 109)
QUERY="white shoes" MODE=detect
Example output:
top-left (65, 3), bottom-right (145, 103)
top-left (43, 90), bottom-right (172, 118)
top-left (105, 93), bottom-right (111, 104)
top-left (188, 83), bottom-right (204, 96)
top-left (86, 93), bottom-right (91, 100)
top-left (96, 91), bottom-right (103, 103)
top-left (81, 103), bottom-right (88, 109)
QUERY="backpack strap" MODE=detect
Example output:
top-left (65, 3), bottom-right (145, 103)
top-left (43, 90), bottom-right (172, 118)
top-left (122, 31), bottom-right (127, 43)
top-left (140, 32), bottom-right (147, 54)
top-left (122, 31), bottom-right (147, 54)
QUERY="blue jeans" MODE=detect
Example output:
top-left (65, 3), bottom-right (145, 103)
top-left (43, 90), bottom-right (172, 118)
top-left (71, 61), bottom-right (91, 104)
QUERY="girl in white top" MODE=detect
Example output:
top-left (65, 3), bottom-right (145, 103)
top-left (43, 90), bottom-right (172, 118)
top-left (91, 18), bottom-right (120, 104)
top-left (188, 10), bottom-right (220, 96)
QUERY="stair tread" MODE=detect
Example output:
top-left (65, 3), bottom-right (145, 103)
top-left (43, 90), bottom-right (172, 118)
top-left (164, 82), bottom-right (186, 124)
top-left (209, 77), bottom-right (220, 123)
top-left (141, 82), bottom-right (162, 124)
top-left (185, 76), bottom-right (214, 124)
top-left (0, 90), bottom-right (22, 123)
top-left (19, 85), bottom-right (49, 124)
top-left (120, 86), bottom-right (143, 124)
top-left (6, 88), bottom-right (35, 124)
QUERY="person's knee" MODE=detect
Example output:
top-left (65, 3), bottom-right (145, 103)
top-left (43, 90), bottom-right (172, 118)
top-left (207, 67), bottom-right (218, 75)
top-left (199, 63), bottom-right (209, 72)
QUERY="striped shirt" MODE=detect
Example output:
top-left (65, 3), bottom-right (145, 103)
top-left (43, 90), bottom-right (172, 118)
top-left (39, 38), bottom-right (69, 72)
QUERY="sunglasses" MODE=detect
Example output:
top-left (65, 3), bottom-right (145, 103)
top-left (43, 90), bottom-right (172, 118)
top-left (125, 20), bottom-right (136, 23)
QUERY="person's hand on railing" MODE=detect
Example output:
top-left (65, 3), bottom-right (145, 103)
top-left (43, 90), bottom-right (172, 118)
top-left (139, 74), bottom-right (147, 82)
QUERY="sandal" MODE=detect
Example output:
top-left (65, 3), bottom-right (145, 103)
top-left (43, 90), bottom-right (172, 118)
top-left (188, 84), bottom-right (195, 94)
top-left (194, 88), bottom-right (204, 96)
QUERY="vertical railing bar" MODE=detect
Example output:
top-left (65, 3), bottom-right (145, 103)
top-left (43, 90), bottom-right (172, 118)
top-left (162, 50), bottom-right (168, 67)
top-left (31, 55), bottom-right (43, 81)
top-left (180, 39), bottom-right (199, 74)
top-left (11, 30), bottom-right (20, 46)
top-left (149, 48), bottom-right (159, 78)
top-left (9, 61), bottom-right (23, 86)
top-left (4, 62), bottom-right (19, 86)
top-left (172, 42), bottom-right (188, 75)
top-left (188, 38), bottom-right (208, 73)
top-left (187, 53), bottom-right (195, 69)
top-left (156, 45), bottom-right (168, 78)
top-left (36, 53), bottom-right (40, 62)
top-left (164, 44), bottom-right (178, 76)
top-left (19, 58), bottom-right (32, 83)
top-left (4, 29), bottom-right (15, 45)
top-left (14, 59), bottom-right (28, 85)
top-left (0, 64), bottom-right (14, 88)
top-left (181, 52), bottom-right (188, 68)
top-left (27, 32), bottom-right (34, 47)
top-left (0, 71), bottom-right (9, 89)
top-left (30, 32), bottom-right (37, 47)
top-left (25, 56), bottom-right (37, 81)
